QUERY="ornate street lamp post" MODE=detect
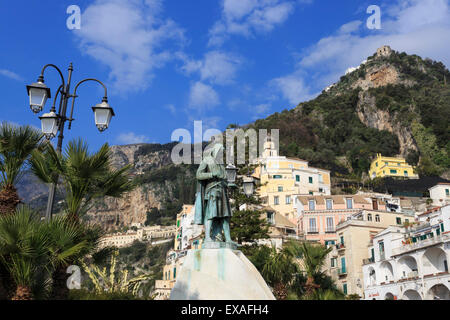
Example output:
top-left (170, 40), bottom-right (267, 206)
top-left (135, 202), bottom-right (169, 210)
top-left (26, 63), bottom-right (115, 220)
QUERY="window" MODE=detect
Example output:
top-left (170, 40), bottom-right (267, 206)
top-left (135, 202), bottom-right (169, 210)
top-left (296, 175), bottom-right (300, 182)
top-left (326, 199), bottom-right (333, 210)
top-left (309, 177), bottom-right (313, 184)
top-left (319, 174), bottom-right (323, 183)
top-left (331, 258), bottom-right (336, 267)
top-left (375, 214), bottom-right (380, 222)
top-left (396, 217), bottom-right (402, 225)
top-left (341, 257), bottom-right (346, 273)
top-left (390, 169), bottom-right (397, 174)
top-left (343, 283), bottom-right (348, 295)
top-left (375, 162), bottom-right (378, 167)
top-left (309, 191), bottom-right (313, 195)
top-left (319, 188), bottom-right (324, 193)
top-left (278, 186), bottom-right (283, 192)
top-left (309, 200), bottom-right (316, 211)
top-left (285, 195), bottom-right (291, 204)
top-left (326, 217), bottom-right (334, 232)
top-left (446, 189), bottom-right (449, 196)
top-left (404, 171), bottom-right (408, 176)
top-left (340, 236), bottom-right (344, 245)
top-left (267, 212), bottom-right (275, 224)
top-left (174, 267), bottom-right (177, 279)
top-left (346, 198), bottom-right (353, 209)
top-left (367, 214), bottom-right (372, 221)
top-left (309, 218), bottom-right (317, 233)
top-left (274, 196), bottom-right (279, 205)
top-left (273, 175), bottom-right (282, 179)
top-left (379, 242), bottom-right (385, 254)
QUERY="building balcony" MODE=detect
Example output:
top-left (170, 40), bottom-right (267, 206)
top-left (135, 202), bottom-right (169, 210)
top-left (325, 228), bottom-right (336, 233)
top-left (392, 233), bottom-right (450, 256)
top-left (336, 243), bottom-right (345, 251)
top-left (363, 257), bottom-right (375, 265)
top-left (307, 229), bottom-right (319, 234)
top-left (338, 268), bottom-right (347, 276)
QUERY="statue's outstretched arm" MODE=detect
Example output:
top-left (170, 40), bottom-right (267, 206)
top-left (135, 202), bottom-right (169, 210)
top-left (196, 161), bottom-right (213, 180)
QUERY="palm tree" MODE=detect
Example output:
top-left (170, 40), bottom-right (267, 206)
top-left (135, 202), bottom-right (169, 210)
top-left (0, 206), bottom-right (106, 300)
top-left (0, 122), bottom-right (43, 214)
top-left (297, 242), bottom-right (332, 297)
top-left (0, 206), bottom-right (49, 300)
top-left (261, 243), bottom-right (300, 300)
top-left (30, 138), bottom-right (134, 220)
top-left (43, 215), bottom-right (104, 299)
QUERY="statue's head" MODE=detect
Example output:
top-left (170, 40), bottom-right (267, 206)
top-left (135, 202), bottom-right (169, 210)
top-left (204, 143), bottom-right (224, 164)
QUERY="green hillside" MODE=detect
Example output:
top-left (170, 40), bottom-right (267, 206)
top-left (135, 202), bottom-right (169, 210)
top-left (250, 47), bottom-right (450, 179)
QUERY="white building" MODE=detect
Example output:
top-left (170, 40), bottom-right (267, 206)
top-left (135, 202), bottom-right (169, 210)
top-left (363, 205), bottom-right (450, 300)
top-left (175, 205), bottom-right (203, 251)
top-left (429, 183), bottom-right (450, 207)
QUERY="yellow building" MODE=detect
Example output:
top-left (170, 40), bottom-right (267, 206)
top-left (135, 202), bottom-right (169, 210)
top-left (369, 154), bottom-right (418, 180)
top-left (254, 138), bottom-right (331, 222)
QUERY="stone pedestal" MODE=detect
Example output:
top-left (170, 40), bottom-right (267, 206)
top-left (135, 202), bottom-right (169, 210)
top-left (170, 248), bottom-right (275, 300)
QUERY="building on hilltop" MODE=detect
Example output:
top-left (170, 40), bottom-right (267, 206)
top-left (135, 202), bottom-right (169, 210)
top-left (376, 45), bottom-right (393, 57)
top-left (362, 205), bottom-right (449, 300)
top-left (369, 153), bottom-right (418, 180)
top-left (254, 137), bottom-right (331, 222)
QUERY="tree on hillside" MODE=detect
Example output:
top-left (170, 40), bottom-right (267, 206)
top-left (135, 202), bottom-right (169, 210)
top-left (0, 122), bottom-right (43, 214)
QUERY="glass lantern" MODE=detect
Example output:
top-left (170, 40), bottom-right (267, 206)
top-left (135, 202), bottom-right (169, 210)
top-left (26, 81), bottom-right (51, 114)
top-left (225, 164), bottom-right (238, 186)
top-left (39, 111), bottom-right (59, 139)
top-left (243, 176), bottom-right (255, 196)
top-left (92, 101), bottom-right (115, 132)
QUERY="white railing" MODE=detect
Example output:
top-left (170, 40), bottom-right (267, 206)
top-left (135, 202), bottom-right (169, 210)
top-left (392, 233), bottom-right (450, 256)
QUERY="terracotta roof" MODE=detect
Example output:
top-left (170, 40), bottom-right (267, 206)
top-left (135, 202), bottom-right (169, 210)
top-left (417, 207), bottom-right (441, 216)
top-left (296, 195), bottom-right (370, 205)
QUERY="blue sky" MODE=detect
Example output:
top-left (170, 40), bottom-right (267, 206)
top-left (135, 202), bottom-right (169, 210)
top-left (1, 0), bottom-right (449, 150)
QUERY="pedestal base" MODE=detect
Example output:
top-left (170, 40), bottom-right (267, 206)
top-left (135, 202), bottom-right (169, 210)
top-left (170, 248), bottom-right (275, 300)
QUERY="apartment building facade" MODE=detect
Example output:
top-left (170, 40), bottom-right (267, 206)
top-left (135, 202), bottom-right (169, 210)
top-left (369, 153), bottom-right (418, 179)
top-left (325, 209), bottom-right (414, 297)
top-left (363, 205), bottom-right (450, 300)
top-left (296, 195), bottom-right (386, 245)
top-left (429, 183), bottom-right (450, 207)
top-left (254, 139), bottom-right (331, 222)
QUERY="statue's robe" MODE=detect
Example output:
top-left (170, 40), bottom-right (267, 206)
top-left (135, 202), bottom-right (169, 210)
top-left (194, 156), bottom-right (232, 225)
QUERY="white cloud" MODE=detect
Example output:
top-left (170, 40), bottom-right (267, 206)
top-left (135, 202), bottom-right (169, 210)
top-left (209, 0), bottom-right (297, 46)
top-left (165, 104), bottom-right (176, 115)
top-left (271, 74), bottom-right (315, 105)
top-left (188, 82), bottom-right (220, 110)
top-left (272, 0), bottom-right (450, 105)
top-left (74, 0), bottom-right (185, 93)
top-left (0, 69), bottom-right (23, 81)
top-left (179, 51), bottom-right (242, 85)
top-left (117, 132), bottom-right (149, 144)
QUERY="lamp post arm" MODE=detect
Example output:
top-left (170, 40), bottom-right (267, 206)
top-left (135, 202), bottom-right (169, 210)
top-left (67, 78), bottom-right (108, 129)
top-left (39, 64), bottom-right (66, 90)
top-left (50, 85), bottom-right (64, 113)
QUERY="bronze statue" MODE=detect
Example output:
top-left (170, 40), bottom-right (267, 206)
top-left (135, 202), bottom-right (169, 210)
top-left (194, 143), bottom-right (235, 248)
